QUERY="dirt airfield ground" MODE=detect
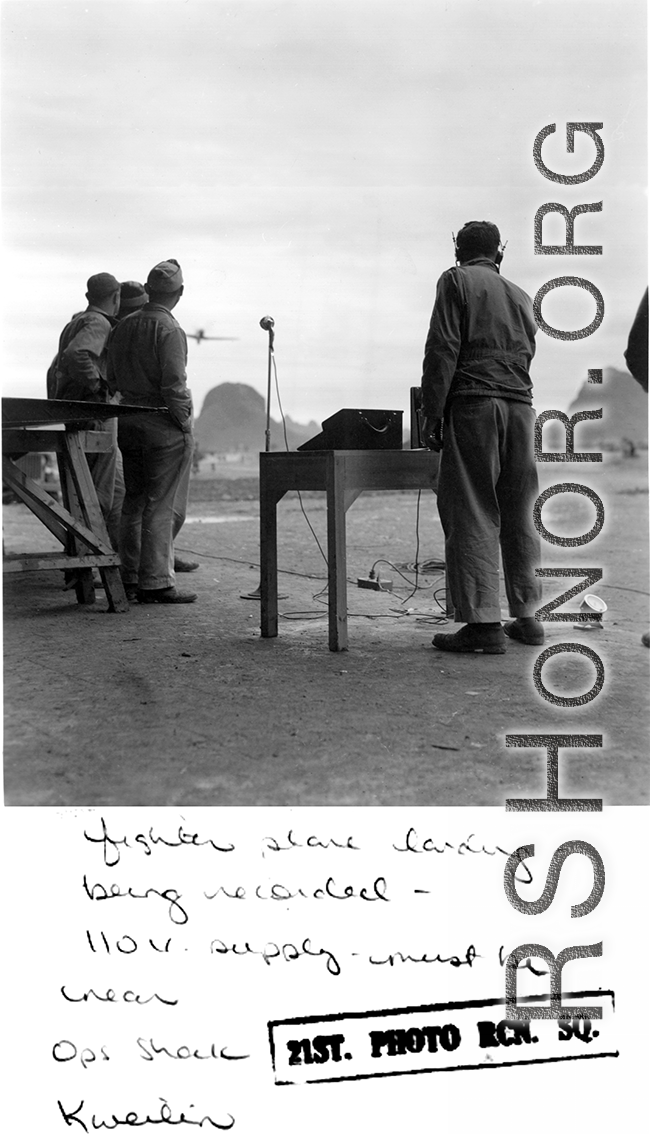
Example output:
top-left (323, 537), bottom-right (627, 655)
top-left (3, 451), bottom-right (649, 807)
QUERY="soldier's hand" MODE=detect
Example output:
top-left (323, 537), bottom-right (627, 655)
top-left (421, 415), bottom-right (443, 452)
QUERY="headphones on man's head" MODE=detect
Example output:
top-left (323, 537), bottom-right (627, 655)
top-left (452, 231), bottom-right (507, 266)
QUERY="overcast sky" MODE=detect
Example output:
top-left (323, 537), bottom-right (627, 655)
top-left (1, 0), bottom-right (646, 425)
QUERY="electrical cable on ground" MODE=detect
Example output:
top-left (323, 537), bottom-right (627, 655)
top-left (174, 547), bottom-right (327, 581)
top-left (368, 557), bottom-right (443, 591)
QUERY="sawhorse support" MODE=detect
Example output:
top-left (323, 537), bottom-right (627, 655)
top-left (3, 427), bottom-right (128, 612)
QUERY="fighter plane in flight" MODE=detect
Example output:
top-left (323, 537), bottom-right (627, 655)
top-left (187, 328), bottom-right (238, 344)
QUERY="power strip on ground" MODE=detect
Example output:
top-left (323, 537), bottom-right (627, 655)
top-left (357, 576), bottom-right (393, 592)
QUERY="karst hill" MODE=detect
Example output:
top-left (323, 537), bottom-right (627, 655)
top-left (566, 367), bottom-right (648, 448)
top-left (193, 382), bottom-right (318, 453)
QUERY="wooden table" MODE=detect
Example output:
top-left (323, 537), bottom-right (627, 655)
top-left (2, 397), bottom-right (162, 613)
top-left (259, 448), bottom-right (440, 651)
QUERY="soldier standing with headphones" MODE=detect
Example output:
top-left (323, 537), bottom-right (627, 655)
top-left (420, 220), bottom-right (543, 654)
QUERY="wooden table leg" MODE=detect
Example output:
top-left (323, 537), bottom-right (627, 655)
top-left (62, 434), bottom-right (128, 613)
top-left (260, 475), bottom-right (279, 638)
top-left (57, 450), bottom-right (96, 604)
top-left (326, 453), bottom-right (348, 651)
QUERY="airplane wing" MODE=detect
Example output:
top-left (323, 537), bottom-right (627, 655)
top-left (187, 333), bottom-right (238, 342)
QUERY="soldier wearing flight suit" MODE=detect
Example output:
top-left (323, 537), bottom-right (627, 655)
top-left (420, 221), bottom-right (543, 654)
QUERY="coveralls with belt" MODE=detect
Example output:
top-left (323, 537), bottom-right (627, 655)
top-left (421, 257), bottom-right (542, 624)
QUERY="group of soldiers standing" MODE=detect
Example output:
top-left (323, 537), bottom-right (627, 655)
top-left (48, 260), bottom-right (199, 604)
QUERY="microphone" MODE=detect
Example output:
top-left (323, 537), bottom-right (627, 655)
top-left (260, 318), bottom-right (275, 450)
top-left (260, 314), bottom-right (275, 352)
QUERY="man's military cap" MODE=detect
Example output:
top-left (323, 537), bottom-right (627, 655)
top-left (86, 272), bottom-right (121, 300)
top-left (146, 259), bottom-right (184, 294)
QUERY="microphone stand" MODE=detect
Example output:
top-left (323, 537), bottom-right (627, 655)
top-left (241, 316), bottom-right (285, 600)
top-left (263, 321), bottom-right (275, 453)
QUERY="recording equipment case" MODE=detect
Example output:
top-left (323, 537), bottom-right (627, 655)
top-left (298, 408), bottom-right (403, 451)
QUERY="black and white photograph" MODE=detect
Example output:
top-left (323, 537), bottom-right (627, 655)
top-left (2, 0), bottom-right (648, 1129)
